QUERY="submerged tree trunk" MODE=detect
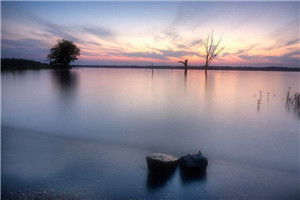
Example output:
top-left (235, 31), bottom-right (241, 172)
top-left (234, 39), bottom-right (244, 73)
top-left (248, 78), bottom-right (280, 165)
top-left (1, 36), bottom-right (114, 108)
top-left (178, 59), bottom-right (188, 75)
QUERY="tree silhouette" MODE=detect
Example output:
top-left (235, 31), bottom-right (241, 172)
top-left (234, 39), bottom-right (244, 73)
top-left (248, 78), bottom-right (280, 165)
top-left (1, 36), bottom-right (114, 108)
top-left (178, 59), bottom-right (188, 75)
top-left (47, 39), bottom-right (80, 67)
top-left (202, 30), bottom-right (224, 74)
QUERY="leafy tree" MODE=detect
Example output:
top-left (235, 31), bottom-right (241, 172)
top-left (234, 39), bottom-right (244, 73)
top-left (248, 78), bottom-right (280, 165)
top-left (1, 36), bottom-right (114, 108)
top-left (47, 39), bottom-right (80, 67)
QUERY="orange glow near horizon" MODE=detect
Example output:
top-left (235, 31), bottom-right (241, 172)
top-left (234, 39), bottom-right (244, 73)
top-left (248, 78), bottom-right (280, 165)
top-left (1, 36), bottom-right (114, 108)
top-left (2, 1), bottom-right (299, 67)
top-left (75, 25), bottom-right (299, 66)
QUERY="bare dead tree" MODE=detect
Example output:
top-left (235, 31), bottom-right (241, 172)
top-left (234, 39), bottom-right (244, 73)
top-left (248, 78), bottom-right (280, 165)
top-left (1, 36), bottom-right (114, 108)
top-left (202, 30), bottom-right (224, 74)
top-left (178, 59), bottom-right (188, 75)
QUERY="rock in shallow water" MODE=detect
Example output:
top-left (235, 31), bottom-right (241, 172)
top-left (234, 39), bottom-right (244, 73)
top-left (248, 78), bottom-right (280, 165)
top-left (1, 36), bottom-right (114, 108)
top-left (146, 153), bottom-right (179, 171)
top-left (180, 151), bottom-right (208, 173)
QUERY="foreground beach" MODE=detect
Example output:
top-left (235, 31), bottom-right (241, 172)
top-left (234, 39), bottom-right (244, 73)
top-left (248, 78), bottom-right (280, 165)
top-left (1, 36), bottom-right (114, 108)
top-left (2, 126), bottom-right (299, 199)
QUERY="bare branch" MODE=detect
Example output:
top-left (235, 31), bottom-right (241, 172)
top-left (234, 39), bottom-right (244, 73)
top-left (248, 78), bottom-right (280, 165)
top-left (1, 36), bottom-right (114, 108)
top-left (202, 30), bottom-right (224, 68)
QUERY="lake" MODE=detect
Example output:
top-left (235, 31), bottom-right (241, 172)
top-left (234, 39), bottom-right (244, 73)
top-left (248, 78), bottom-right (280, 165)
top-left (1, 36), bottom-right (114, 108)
top-left (2, 68), bottom-right (299, 199)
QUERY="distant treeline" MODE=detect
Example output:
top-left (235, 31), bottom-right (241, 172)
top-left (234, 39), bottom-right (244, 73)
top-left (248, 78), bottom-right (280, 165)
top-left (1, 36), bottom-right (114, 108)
top-left (1, 58), bottom-right (299, 72)
top-left (74, 65), bottom-right (300, 72)
top-left (1, 58), bottom-right (52, 70)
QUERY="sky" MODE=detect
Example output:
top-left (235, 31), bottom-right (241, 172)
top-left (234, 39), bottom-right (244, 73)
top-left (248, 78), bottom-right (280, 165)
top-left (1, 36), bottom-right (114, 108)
top-left (1, 1), bottom-right (299, 67)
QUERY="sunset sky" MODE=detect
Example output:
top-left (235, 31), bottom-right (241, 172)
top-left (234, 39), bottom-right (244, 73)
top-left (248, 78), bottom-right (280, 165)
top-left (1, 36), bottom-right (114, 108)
top-left (2, 1), bottom-right (299, 67)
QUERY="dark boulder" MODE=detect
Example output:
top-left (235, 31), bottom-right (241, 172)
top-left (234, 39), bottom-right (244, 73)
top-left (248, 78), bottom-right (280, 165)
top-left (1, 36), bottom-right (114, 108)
top-left (146, 153), bottom-right (179, 172)
top-left (180, 151), bottom-right (208, 175)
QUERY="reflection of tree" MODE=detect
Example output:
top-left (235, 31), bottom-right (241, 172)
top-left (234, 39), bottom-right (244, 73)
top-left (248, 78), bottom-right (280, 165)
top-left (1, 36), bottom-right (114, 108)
top-left (286, 91), bottom-right (300, 118)
top-left (184, 72), bottom-right (187, 89)
top-left (257, 90), bottom-right (262, 112)
top-left (2, 69), bottom-right (26, 79)
top-left (52, 69), bottom-right (78, 97)
top-left (203, 70), bottom-right (213, 108)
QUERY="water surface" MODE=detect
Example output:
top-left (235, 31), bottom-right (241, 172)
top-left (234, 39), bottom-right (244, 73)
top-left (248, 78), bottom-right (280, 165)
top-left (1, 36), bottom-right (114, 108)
top-left (2, 68), bottom-right (299, 199)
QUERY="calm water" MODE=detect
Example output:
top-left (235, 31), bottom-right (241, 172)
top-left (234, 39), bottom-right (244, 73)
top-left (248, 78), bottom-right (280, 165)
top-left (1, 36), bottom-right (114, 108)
top-left (2, 68), bottom-right (300, 199)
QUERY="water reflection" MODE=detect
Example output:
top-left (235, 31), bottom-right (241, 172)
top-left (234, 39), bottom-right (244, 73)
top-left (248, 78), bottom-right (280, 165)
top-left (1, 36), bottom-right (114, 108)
top-left (257, 98), bottom-right (262, 112)
top-left (2, 69), bottom-right (300, 199)
top-left (146, 169), bottom-right (176, 190)
top-left (51, 69), bottom-right (78, 101)
top-left (146, 166), bottom-right (207, 190)
top-left (184, 72), bottom-right (187, 91)
top-left (285, 90), bottom-right (300, 118)
top-left (256, 90), bottom-right (262, 112)
top-left (179, 167), bottom-right (206, 185)
top-left (287, 104), bottom-right (300, 118)
top-left (1, 69), bottom-right (26, 76)
top-left (52, 69), bottom-right (78, 91)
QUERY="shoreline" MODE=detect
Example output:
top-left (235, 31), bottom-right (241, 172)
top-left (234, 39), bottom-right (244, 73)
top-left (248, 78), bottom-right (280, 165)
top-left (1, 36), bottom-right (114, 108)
top-left (2, 59), bottom-right (299, 72)
top-left (2, 66), bottom-right (300, 72)
top-left (72, 65), bottom-right (300, 72)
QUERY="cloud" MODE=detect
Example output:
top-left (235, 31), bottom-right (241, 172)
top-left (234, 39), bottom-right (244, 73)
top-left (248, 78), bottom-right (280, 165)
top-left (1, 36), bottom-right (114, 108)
top-left (2, 39), bottom-right (47, 48)
top-left (236, 45), bottom-right (257, 54)
top-left (159, 49), bottom-right (200, 58)
top-left (188, 39), bottom-right (202, 47)
top-left (1, 39), bottom-right (49, 61)
top-left (122, 52), bottom-right (165, 59)
top-left (238, 54), bottom-right (256, 61)
top-left (264, 37), bottom-right (299, 51)
top-left (86, 41), bottom-right (102, 46)
top-left (27, 15), bottom-right (115, 44)
top-left (82, 27), bottom-right (114, 38)
top-left (222, 52), bottom-right (230, 57)
top-left (28, 16), bottom-right (82, 43)
top-left (225, 44), bottom-right (258, 57)
top-left (177, 39), bottom-right (203, 49)
top-left (264, 20), bottom-right (299, 51)
top-left (285, 38), bottom-right (299, 46)
top-left (81, 51), bottom-right (101, 57)
top-left (30, 31), bottom-right (53, 38)
top-left (265, 50), bottom-right (299, 63)
top-left (154, 31), bottom-right (181, 44)
top-left (170, 2), bottom-right (226, 29)
top-left (153, 30), bottom-right (203, 54)
top-left (109, 47), bottom-right (201, 61)
top-left (239, 49), bottom-right (300, 67)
